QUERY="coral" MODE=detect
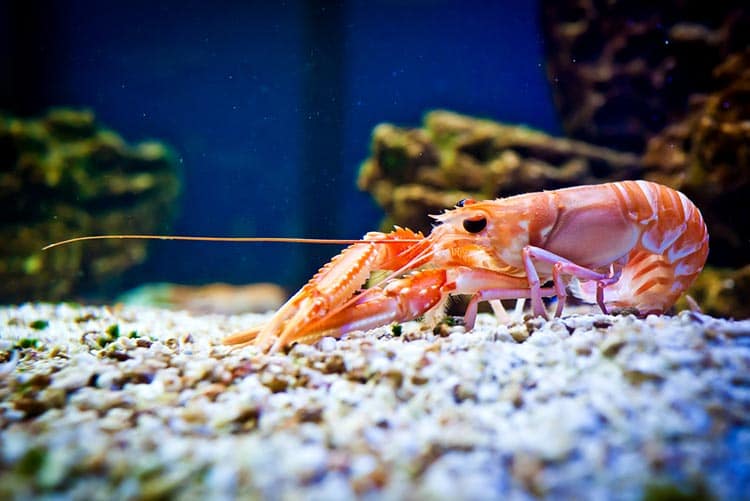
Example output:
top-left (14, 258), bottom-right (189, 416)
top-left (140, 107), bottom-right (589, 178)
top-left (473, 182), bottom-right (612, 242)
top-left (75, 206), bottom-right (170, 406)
top-left (0, 109), bottom-right (181, 302)
top-left (540, 0), bottom-right (750, 153)
top-left (358, 110), bottom-right (641, 234)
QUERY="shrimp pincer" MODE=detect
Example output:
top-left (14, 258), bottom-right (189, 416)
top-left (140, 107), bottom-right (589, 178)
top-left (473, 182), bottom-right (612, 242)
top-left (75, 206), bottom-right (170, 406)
top-left (224, 181), bottom-right (708, 352)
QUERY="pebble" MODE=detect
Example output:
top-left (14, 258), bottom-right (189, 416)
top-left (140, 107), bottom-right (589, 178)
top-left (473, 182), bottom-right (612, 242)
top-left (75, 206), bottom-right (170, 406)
top-left (0, 303), bottom-right (749, 499)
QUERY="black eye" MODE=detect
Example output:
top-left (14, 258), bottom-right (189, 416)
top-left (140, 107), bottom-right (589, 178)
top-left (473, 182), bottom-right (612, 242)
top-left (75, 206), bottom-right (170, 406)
top-left (463, 216), bottom-right (486, 233)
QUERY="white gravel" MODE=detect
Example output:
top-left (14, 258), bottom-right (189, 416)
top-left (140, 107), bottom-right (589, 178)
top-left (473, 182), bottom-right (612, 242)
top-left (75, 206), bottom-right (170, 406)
top-left (1, 303), bottom-right (749, 500)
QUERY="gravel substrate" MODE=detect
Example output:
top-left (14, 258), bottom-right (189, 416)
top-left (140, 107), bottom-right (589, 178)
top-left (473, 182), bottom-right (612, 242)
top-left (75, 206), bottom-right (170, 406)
top-left (1, 303), bottom-right (749, 500)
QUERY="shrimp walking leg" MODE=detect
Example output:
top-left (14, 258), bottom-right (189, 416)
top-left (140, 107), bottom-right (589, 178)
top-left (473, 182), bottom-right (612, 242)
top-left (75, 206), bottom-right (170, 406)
top-left (522, 246), bottom-right (622, 317)
top-left (463, 286), bottom-right (555, 330)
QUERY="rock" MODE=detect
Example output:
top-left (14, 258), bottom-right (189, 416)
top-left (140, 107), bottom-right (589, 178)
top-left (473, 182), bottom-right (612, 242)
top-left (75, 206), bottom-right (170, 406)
top-left (0, 109), bottom-right (180, 302)
top-left (643, 50), bottom-right (750, 266)
top-left (357, 110), bottom-right (642, 234)
top-left (540, 0), bottom-right (749, 153)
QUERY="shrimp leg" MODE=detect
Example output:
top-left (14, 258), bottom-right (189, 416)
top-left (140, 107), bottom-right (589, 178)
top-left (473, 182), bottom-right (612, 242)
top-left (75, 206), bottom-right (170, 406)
top-left (522, 246), bottom-right (622, 317)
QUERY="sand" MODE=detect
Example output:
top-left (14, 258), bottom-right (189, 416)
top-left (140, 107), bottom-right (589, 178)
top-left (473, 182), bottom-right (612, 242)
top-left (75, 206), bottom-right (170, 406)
top-left (1, 303), bottom-right (749, 499)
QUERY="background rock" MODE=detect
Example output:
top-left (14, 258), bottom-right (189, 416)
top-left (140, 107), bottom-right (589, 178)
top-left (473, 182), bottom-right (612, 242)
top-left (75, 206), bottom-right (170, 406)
top-left (358, 110), bottom-right (642, 235)
top-left (643, 49), bottom-right (750, 266)
top-left (0, 109), bottom-right (181, 302)
top-left (539, 0), bottom-right (749, 153)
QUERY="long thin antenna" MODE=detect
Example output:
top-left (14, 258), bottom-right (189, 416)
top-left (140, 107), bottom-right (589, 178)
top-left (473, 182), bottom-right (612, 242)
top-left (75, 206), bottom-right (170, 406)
top-left (42, 234), bottom-right (422, 251)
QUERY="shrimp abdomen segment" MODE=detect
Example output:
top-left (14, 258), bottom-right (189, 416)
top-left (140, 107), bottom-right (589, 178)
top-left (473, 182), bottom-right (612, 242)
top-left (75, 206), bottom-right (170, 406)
top-left (575, 181), bottom-right (708, 312)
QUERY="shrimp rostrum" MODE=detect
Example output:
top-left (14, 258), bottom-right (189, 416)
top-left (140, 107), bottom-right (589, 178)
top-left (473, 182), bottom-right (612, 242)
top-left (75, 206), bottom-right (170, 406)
top-left (223, 181), bottom-right (709, 352)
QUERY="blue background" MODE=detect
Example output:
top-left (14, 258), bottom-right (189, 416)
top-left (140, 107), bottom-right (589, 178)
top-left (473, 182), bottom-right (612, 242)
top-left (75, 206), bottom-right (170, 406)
top-left (4, 0), bottom-right (561, 291)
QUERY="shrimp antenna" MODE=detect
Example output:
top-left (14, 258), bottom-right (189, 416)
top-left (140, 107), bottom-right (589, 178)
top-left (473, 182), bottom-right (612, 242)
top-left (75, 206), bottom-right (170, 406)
top-left (42, 234), bottom-right (422, 251)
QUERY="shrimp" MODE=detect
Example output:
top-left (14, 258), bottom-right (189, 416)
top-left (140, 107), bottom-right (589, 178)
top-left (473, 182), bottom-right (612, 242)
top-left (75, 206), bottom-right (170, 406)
top-left (222, 181), bottom-right (708, 351)
top-left (44, 181), bottom-right (709, 353)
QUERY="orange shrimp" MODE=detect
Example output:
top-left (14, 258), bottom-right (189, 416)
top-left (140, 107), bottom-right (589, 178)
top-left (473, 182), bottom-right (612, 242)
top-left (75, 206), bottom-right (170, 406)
top-left (45, 181), bottom-right (709, 353)
top-left (224, 180), bottom-right (708, 352)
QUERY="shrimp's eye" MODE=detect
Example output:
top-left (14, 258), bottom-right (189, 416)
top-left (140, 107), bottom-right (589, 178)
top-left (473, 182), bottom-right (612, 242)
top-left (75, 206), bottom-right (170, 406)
top-left (456, 198), bottom-right (476, 208)
top-left (462, 216), bottom-right (486, 233)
